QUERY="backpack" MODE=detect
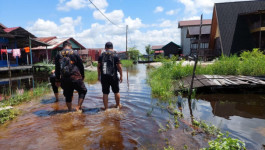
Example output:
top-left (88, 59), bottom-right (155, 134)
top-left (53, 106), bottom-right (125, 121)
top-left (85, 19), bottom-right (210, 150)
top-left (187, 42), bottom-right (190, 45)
top-left (101, 51), bottom-right (115, 77)
top-left (59, 50), bottom-right (74, 78)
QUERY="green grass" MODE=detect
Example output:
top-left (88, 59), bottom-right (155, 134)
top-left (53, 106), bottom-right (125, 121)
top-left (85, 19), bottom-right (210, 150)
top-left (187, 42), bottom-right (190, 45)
top-left (84, 70), bottom-right (98, 84)
top-left (121, 59), bottom-right (134, 67)
top-left (148, 49), bottom-right (265, 99)
top-left (0, 83), bottom-right (51, 124)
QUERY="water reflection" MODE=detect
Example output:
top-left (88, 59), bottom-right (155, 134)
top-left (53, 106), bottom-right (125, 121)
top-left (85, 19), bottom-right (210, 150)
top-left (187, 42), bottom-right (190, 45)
top-left (179, 93), bottom-right (265, 149)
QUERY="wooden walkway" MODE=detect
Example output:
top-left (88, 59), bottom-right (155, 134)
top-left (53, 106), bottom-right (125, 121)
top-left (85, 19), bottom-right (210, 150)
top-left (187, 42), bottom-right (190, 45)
top-left (0, 75), bottom-right (33, 82)
top-left (0, 65), bottom-right (32, 72)
top-left (176, 75), bottom-right (265, 91)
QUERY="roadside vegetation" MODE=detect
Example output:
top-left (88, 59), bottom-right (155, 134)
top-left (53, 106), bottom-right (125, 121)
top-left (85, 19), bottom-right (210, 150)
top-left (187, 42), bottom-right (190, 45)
top-left (148, 49), bottom-right (265, 99)
top-left (34, 60), bottom-right (55, 72)
top-left (0, 83), bottom-right (51, 124)
top-left (84, 70), bottom-right (98, 84)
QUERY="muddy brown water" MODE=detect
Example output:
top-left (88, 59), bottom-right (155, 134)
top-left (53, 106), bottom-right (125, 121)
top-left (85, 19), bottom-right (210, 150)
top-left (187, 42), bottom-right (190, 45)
top-left (0, 64), bottom-right (265, 150)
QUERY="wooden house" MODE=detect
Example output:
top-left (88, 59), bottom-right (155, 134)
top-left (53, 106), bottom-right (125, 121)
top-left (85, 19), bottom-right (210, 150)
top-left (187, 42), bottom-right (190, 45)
top-left (32, 37), bottom-right (85, 63)
top-left (0, 24), bottom-right (49, 71)
top-left (209, 1), bottom-right (265, 56)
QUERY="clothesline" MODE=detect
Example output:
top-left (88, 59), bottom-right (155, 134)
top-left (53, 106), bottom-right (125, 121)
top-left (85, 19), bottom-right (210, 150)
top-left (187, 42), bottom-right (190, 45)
top-left (0, 47), bottom-right (30, 58)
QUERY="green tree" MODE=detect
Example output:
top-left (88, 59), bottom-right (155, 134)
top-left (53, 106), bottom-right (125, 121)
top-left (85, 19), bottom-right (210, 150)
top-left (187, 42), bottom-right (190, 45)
top-left (128, 47), bottom-right (140, 62)
top-left (145, 44), bottom-right (151, 61)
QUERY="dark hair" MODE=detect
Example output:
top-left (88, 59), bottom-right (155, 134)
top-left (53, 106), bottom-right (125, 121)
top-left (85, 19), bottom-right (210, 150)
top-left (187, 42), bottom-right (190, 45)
top-left (63, 40), bottom-right (72, 48)
top-left (105, 42), bottom-right (113, 49)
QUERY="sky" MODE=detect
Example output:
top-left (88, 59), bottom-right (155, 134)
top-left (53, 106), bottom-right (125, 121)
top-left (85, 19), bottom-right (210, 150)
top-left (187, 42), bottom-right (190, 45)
top-left (0, 0), bottom-right (252, 53)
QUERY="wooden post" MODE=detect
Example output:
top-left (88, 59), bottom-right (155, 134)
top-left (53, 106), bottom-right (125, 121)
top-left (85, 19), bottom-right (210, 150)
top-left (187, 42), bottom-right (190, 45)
top-left (187, 14), bottom-right (203, 119)
top-left (126, 25), bottom-right (128, 59)
top-left (6, 46), bottom-right (11, 77)
top-left (46, 46), bottom-right (48, 63)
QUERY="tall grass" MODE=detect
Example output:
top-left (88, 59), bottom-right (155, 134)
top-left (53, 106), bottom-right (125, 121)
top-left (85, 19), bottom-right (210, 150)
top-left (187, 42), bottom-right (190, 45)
top-left (121, 60), bottom-right (134, 67)
top-left (84, 70), bottom-right (98, 84)
top-left (0, 83), bottom-right (51, 124)
top-left (148, 49), bottom-right (265, 99)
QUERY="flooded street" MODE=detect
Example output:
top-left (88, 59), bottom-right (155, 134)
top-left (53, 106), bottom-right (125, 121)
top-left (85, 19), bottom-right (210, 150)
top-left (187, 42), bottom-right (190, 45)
top-left (0, 64), bottom-right (265, 149)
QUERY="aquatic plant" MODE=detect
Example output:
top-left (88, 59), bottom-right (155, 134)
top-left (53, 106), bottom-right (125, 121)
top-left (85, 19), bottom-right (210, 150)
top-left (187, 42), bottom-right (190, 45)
top-left (121, 60), bottom-right (134, 67)
top-left (202, 132), bottom-right (246, 150)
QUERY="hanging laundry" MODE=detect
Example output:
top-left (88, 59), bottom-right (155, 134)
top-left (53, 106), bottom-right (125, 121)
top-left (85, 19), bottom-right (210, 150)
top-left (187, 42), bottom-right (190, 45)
top-left (24, 47), bottom-right (30, 53)
top-left (13, 49), bottom-right (21, 58)
top-left (1, 49), bottom-right (7, 55)
top-left (7, 49), bottom-right (12, 53)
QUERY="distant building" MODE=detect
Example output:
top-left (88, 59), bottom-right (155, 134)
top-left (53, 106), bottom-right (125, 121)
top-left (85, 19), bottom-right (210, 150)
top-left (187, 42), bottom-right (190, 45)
top-left (209, 1), bottom-right (265, 56)
top-left (116, 51), bottom-right (127, 60)
top-left (152, 42), bottom-right (182, 58)
top-left (178, 19), bottom-right (212, 56)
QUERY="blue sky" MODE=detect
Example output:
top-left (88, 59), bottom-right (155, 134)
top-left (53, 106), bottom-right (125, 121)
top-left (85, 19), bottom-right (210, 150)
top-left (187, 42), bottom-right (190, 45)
top-left (0, 0), bottom-right (251, 53)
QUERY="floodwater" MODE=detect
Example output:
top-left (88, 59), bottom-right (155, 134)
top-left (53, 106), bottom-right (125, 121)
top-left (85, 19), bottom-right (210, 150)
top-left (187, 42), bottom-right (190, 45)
top-left (0, 64), bottom-right (264, 150)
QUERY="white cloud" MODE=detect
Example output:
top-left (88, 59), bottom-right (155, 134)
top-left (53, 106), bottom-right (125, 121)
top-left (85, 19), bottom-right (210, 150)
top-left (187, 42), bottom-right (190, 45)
top-left (183, 16), bottom-right (200, 20)
top-left (166, 9), bottom-right (180, 15)
top-left (154, 6), bottom-right (164, 13)
top-left (178, 0), bottom-right (254, 16)
top-left (27, 16), bottom-right (82, 37)
top-left (57, 0), bottom-right (108, 11)
top-left (93, 9), bottom-right (124, 24)
top-left (27, 15), bottom-right (180, 54)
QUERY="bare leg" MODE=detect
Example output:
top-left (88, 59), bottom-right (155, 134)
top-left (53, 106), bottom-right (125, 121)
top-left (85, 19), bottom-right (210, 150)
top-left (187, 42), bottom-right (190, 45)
top-left (103, 94), bottom-right (109, 110)
top-left (66, 102), bottom-right (72, 111)
top-left (76, 98), bottom-right (84, 111)
top-left (55, 93), bottom-right (59, 102)
top-left (114, 93), bottom-right (122, 109)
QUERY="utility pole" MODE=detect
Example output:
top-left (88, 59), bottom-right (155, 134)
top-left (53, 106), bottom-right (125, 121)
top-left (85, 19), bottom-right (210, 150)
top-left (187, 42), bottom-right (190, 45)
top-left (126, 25), bottom-right (128, 59)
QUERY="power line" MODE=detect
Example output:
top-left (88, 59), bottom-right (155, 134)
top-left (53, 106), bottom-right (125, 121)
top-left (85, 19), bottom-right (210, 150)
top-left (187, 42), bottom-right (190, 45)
top-left (88, 0), bottom-right (125, 29)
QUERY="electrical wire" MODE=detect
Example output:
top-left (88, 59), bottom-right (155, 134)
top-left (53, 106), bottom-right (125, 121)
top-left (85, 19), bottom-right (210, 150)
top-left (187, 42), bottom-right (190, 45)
top-left (88, 0), bottom-right (125, 29)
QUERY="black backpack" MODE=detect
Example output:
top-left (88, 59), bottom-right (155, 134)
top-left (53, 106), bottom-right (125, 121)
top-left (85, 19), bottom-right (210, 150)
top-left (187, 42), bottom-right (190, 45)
top-left (59, 50), bottom-right (74, 78)
top-left (101, 51), bottom-right (115, 77)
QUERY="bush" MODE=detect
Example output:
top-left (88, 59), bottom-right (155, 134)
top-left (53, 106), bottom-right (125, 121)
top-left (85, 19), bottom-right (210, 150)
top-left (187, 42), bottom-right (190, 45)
top-left (121, 60), bottom-right (134, 67)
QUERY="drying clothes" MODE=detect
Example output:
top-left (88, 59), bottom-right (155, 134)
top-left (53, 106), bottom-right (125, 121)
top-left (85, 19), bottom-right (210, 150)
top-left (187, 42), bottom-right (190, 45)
top-left (1, 49), bottom-right (7, 55)
top-left (7, 49), bottom-right (12, 53)
top-left (24, 47), bottom-right (30, 53)
top-left (12, 49), bottom-right (21, 58)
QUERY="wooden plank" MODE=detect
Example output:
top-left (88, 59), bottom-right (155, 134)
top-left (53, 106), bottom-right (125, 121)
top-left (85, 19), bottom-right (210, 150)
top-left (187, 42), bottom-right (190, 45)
top-left (224, 79), bottom-right (239, 85)
top-left (0, 75), bottom-right (33, 82)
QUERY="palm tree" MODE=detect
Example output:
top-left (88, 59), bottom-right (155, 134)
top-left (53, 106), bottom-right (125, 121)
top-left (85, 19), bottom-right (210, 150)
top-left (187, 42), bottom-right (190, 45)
top-left (145, 44), bottom-right (151, 61)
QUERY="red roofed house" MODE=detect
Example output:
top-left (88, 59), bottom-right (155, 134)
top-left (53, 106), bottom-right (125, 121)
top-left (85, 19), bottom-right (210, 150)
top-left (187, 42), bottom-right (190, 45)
top-left (32, 37), bottom-right (85, 63)
top-left (0, 23), bottom-right (49, 69)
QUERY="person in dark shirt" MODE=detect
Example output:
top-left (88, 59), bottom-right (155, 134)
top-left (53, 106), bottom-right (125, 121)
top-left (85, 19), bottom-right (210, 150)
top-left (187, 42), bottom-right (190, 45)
top-left (55, 40), bottom-right (87, 112)
top-left (97, 42), bottom-right (123, 110)
top-left (49, 70), bottom-right (59, 102)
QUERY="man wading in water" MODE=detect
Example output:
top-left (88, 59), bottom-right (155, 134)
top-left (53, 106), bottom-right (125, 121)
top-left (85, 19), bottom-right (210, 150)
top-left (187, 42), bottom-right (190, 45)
top-left (97, 42), bottom-right (123, 110)
top-left (55, 40), bottom-right (87, 112)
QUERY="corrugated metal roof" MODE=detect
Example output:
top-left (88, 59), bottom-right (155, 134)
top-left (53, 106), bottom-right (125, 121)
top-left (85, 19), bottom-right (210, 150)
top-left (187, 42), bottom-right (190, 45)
top-left (32, 37), bottom-right (86, 50)
top-left (3, 27), bottom-right (19, 33)
top-left (152, 45), bottom-right (164, 50)
top-left (215, 1), bottom-right (265, 55)
top-left (178, 19), bottom-right (212, 28)
top-left (35, 37), bottom-right (57, 43)
top-left (187, 25), bottom-right (211, 36)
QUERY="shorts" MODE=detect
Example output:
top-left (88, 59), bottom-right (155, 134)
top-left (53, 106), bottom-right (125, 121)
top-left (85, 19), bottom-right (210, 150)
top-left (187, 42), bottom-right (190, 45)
top-left (101, 76), bottom-right (119, 94)
top-left (61, 79), bottom-right (87, 102)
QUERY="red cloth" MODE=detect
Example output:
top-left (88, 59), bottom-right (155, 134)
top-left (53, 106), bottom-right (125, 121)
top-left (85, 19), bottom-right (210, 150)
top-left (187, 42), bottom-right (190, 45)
top-left (1, 49), bottom-right (7, 55)
top-left (24, 47), bottom-right (30, 53)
